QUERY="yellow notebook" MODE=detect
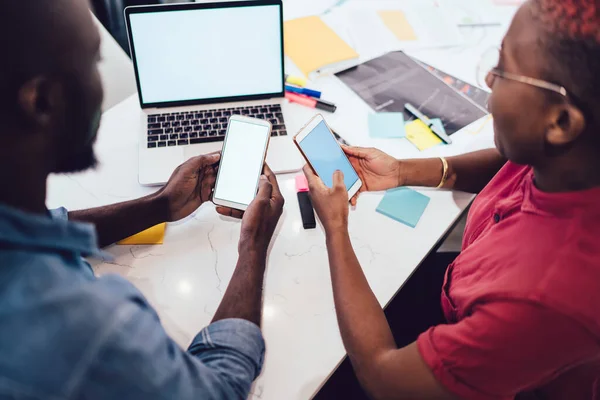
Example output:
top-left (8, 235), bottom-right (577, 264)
top-left (378, 11), bottom-right (418, 41)
top-left (118, 223), bottom-right (166, 246)
top-left (284, 16), bottom-right (359, 78)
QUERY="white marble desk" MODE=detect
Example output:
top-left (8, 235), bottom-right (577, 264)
top-left (46, 2), bottom-right (518, 398)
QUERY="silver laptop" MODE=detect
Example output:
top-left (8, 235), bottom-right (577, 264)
top-left (125, 0), bottom-right (304, 186)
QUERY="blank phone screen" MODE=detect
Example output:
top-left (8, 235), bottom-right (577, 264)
top-left (214, 119), bottom-right (270, 207)
top-left (298, 121), bottom-right (359, 189)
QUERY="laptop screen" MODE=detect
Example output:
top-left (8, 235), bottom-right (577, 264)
top-left (127, 2), bottom-right (284, 107)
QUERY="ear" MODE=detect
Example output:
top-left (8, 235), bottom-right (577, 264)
top-left (17, 76), bottom-right (63, 130)
top-left (545, 103), bottom-right (586, 147)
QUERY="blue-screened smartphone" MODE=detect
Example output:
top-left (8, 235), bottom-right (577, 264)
top-left (294, 115), bottom-right (362, 199)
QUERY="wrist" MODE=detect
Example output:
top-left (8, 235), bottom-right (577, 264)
top-left (399, 158), bottom-right (445, 188)
top-left (239, 238), bottom-right (269, 260)
top-left (148, 191), bottom-right (171, 223)
top-left (396, 159), bottom-right (407, 187)
top-left (325, 228), bottom-right (350, 243)
top-left (323, 216), bottom-right (349, 236)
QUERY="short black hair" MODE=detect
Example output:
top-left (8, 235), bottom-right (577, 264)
top-left (531, 0), bottom-right (600, 124)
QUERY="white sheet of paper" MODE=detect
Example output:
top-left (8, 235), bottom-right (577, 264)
top-left (328, 0), bottom-right (465, 59)
top-left (433, 0), bottom-right (501, 26)
top-left (282, 0), bottom-right (342, 20)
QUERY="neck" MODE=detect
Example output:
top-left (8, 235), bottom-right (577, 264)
top-left (534, 147), bottom-right (600, 193)
top-left (0, 160), bottom-right (49, 215)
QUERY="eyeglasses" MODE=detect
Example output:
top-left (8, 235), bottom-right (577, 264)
top-left (477, 47), bottom-right (568, 97)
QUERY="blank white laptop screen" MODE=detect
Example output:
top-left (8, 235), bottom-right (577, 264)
top-left (128, 5), bottom-right (283, 105)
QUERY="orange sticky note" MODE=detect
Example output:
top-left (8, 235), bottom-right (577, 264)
top-left (378, 11), bottom-right (418, 41)
top-left (284, 16), bottom-right (358, 77)
top-left (118, 223), bottom-right (166, 245)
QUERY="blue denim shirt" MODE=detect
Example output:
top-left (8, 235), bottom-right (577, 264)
top-left (0, 204), bottom-right (265, 400)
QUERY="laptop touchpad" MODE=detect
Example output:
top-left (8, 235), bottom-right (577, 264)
top-left (139, 147), bottom-right (184, 186)
top-left (183, 142), bottom-right (224, 161)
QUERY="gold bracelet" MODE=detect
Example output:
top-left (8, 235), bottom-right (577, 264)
top-left (436, 157), bottom-right (449, 189)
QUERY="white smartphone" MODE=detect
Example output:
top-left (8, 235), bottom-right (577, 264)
top-left (293, 115), bottom-right (363, 199)
top-left (213, 115), bottom-right (272, 211)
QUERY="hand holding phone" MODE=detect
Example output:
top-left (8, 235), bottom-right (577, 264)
top-left (342, 146), bottom-right (403, 206)
top-left (213, 115), bottom-right (272, 211)
top-left (293, 115), bottom-right (363, 199)
top-left (302, 164), bottom-right (350, 233)
top-left (216, 164), bottom-right (285, 254)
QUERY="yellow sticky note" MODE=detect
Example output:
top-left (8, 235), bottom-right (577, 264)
top-left (405, 120), bottom-right (442, 151)
top-left (118, 223), bottom-right (166, 245)
top-left (284, 16), bottom-right (358, 77)
top-left (378, 11), bottom-right (418, 41)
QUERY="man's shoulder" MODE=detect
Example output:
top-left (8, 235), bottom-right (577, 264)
top-left (0, 254), bottom-right (149, 398)
top-left (1, 246), bottom-right (140, 304)
top-left (0, 251), bottom-right (146, 326)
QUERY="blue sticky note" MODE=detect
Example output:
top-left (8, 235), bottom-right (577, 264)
top-left (429, 118), bottom-right (447, 136)
top-left (376, 187), bottom-right (430, 228)
top-left (368, 113), bottom-right (406, 138)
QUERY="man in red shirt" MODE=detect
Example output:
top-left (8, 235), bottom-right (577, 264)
top-left (306, 0), bottom-right (600, 398)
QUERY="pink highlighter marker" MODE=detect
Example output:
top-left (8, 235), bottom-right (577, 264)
top-left (295, 174), bottom-right (316, 229)
top-left (285, 92), bottom-right (337, 113)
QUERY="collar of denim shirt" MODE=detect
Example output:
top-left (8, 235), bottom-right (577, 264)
top-left (0, 203), bottom-right (108, 259)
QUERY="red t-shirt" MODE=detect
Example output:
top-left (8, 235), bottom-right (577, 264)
top-left (417, 162), bottom-right (600, 399)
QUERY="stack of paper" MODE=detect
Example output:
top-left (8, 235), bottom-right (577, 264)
top-left (284, 1), bottom-right (469, 75)
top-left (334, 0), bottom-right (465, 58)
top-left (433, 0), bottom-right (502, 26)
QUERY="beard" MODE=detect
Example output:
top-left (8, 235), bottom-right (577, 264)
top-left (53, 105), bottom-right (102, 174)
top-left (53, 145), bottom-right (98, 173)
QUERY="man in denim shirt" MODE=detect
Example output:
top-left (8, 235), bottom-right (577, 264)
top-left (0, 1), bottom-right (284, 399)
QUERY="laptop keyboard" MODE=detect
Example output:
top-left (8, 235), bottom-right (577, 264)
top-left (146, 104), bottom-right (287, 148)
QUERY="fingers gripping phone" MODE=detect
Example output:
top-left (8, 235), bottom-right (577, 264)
top-left (293, 115), bottom-right (362, 199)
top-left (213, 115), bottom-right (272, 211)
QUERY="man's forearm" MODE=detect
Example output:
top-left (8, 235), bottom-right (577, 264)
top-left (325, 231), bottom-right (397, 380)
top-left (212, 246), bottom-right (266, 327)
top-left (401, 148), bottom-right (506, 193)
top-left (69, 193), bottom-right (168, 248)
